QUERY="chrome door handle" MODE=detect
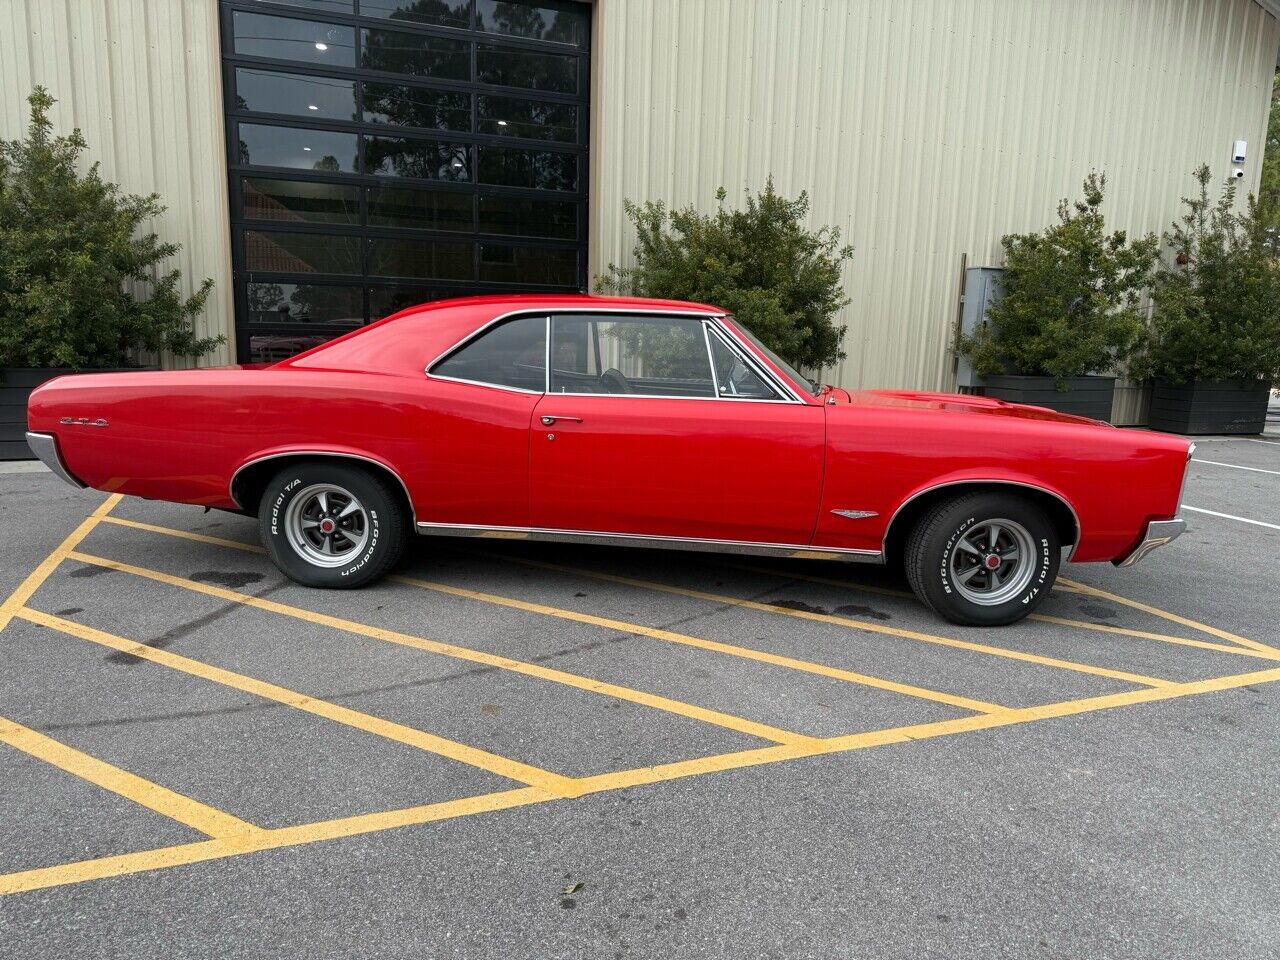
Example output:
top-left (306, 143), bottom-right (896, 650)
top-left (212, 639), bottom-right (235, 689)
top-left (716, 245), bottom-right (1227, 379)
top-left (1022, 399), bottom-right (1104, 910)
top-left (540, 415), bottom-right (582, 425)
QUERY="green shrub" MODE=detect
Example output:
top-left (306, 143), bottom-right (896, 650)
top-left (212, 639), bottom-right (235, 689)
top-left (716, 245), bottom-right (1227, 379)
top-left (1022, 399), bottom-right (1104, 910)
top-left (959, 173), bottom-right (1158, 387)
top-left (598, 178), bottom-right (853, 370)
top-left (0, 87), bottom-right (220, 370)
top-left (1134, 165), bottom-right (1280, 386)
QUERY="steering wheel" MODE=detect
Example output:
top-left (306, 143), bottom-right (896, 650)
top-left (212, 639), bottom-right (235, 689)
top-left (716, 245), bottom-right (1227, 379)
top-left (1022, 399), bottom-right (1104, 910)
top-left (600, 368), bottom-right (632, 394)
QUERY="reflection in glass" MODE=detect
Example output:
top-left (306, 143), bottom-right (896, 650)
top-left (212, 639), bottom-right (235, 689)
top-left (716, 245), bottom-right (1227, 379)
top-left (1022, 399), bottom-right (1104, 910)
top-left (237, 123), bottom-right (358, 172)
top-left (477, 145), bottom-right (576, 190)
top-left (477, 95), bottom-right (576, 141)
top-left (368, 284), bottom-right (450, 320)
top-left (248, 332), bottom-right (341, 363)
top-left (247, 0), bottom-right (353, 13)
top-left (366, 136), bottom-right (471, 180)
top-left (361, 0), bottom-right (470, 30)
top-left (361, 28), bottom-right (469, 80)
top-left (244, 230), bottom-right (362, 275)
top-left (478, 195), bottom-right (576, 239)
top-left (246, 282), bottom-right (364, 325)
top-left (232, 12), bottom-right (355, 66)
top-left (369, 187), bottom-right (473, 230)
top-left (479, 244), bottom-right (576, 284)
top-left (476, 45), bottom-right (577, 93)
top-left (243, 178), bottom-right (360, 224)
top-left (362, 82), bottom-right (470, 132)
top-left (477, 0), bottom-right (587, 46)
top-left (434, 315), bottom-right (547, 391)
top-left (235, 68), bottom-right (356, 121)
top-left (368, 238), bottom-right (474, 280)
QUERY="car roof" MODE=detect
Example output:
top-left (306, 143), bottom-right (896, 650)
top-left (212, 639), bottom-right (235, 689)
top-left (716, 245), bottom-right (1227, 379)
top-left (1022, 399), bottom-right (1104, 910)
top-left (396, 293), bottom-right (728, 315)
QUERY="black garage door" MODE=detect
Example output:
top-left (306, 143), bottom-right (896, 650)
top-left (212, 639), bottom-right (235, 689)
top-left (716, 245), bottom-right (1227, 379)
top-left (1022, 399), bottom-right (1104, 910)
top-left (219, 0), bottom-right (590, 362)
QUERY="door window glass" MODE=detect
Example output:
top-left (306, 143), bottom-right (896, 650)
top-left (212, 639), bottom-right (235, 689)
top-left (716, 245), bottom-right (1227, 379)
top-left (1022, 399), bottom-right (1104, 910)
top-left (549, 315), bottom-right (714, 397)
top-left (708, 332), bottom-right (781, 399)
top-left (432, 316), bottom-right (546, 391)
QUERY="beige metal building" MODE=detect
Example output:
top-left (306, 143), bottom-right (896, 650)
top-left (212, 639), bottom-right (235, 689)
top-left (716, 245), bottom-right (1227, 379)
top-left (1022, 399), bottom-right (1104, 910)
top-left (2, 0), bottom-right (1278, 418)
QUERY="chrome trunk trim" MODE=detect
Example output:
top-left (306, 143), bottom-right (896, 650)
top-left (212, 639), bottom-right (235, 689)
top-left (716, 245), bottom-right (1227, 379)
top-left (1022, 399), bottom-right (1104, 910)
top-left (25, 432), bottom-right (85, 489)
top-left (1114, 518), bottom-right (1186, 567)
top-left (415, 522), bottom-right (884, 563)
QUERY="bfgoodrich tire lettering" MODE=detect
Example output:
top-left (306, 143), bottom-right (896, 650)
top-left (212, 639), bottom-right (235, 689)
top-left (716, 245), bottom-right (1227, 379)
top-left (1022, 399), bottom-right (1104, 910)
top-left (904, 492), bottom-right (1060, 626)
top-left (259, 462), bottom-right (406, 589)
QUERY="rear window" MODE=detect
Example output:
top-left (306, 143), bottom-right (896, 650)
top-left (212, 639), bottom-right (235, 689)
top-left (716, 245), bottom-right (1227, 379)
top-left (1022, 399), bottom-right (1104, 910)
top-left (432, 316), bottom-right (546, 392)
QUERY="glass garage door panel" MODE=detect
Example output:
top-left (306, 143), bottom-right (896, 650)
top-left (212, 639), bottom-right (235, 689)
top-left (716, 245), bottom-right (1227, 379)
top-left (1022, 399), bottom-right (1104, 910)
top-left (222, 0), bottom-right (590, 361)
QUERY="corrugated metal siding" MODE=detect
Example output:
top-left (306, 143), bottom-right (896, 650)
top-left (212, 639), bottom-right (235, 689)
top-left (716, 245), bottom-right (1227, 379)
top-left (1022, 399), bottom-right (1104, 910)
top-left (591, 0), bottom-right (1280, 392)
top-left (0, 0), bottom-right (233, 366)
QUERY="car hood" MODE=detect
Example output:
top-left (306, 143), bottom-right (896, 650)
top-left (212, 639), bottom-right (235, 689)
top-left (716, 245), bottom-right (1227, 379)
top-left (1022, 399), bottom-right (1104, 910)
top-left (845, 389), bottom-right (1111, 427)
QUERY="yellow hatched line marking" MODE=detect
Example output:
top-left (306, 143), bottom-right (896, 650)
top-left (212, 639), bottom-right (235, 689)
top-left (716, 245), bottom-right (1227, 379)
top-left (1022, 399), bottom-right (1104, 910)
top-left (1057, 577), bottom-right (1279, 655)
top-left (0, 712), bottom-right (258, 840)
top-left (98, 515), bottom-right (264, 552)
top-left (5, 663), bottom-right (1280, 897)
top-left (479, 555), bottom-right (1176, 690)
top-left (728, 563), bottom-right (1280, 662)
top-left (17, 607), bottom-right (576, 797)
top-left (61, 552), bottom-right (815, 749)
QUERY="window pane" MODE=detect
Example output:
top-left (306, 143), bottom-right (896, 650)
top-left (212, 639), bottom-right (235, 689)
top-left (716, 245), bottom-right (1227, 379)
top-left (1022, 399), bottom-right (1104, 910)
top-left (234, 68), bottom-right (356, 121)
top-left (248, 331), bottom-right (345, 363)
top-left (478, 195), bottom-right (576, 238)
top-left (232, 12), bottom-right (355, 66)
top-left (367, 237), bottom-right (473, 280)
top-left (477, 145), bottom-right (576, 190)
top-left (361, 28), bottom-right (469, 81)
top-left (480, 244), bottom-right (576, 284)
top-left (477, 1), bottom-right (587, 46)
top-left (476, 45), bottom-right (577, 93)
top-left (243, 178), bottom-right (360, 224)
top-left (365, 136), bottom-right (470, 180)
top-left (369, 284), bottom-right (451, 321)
top-left (362, 82), bottom-right (470, 132)
top-left (246, 282), bottom-right (364, 325)
top-left (361, 0), bottom-right (469, 30)
top-left (237, 123), bottom-right (358, 172)
top-left (246, 0), bottom-right (353, 13)
top-left (368, 186), bottom-right (472, 230)
top-left (477, 95), bottom-right (576, 141)
top-left (708, 332), bottom-right (780, 399)
top-left (434, 316), bottom-right (546, 391)
top-left (244, 231), bottom-right (362, 274)
top-left (550, 315), bottom-right (714, 396)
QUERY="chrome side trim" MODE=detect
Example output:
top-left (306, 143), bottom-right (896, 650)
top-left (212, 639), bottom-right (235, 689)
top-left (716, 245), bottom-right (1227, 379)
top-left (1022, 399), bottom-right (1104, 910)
top-left (1114, 518), bottom-right (1186, 567)
top-left (416, 521), bottom-right (885, 564)
top-left (705, 321), bottom-right (800, 403)
top-left (25, 432), bottom-right (86, 489)
top-left (880, 479), bottom-right (1083, 559)
top-left (229, 450), bottom-right (415, 523)
top-left (1177, 442), bottom-right (1196, 511)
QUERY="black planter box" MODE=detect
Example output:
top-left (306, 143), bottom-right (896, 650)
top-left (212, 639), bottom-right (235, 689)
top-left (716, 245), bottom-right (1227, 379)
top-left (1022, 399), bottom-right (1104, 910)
top-left (1147, 379), bottom-right (1271, 435)
top-left (982, 375), bottom-right (1116, 422)
top-left (1, 368), bottom-right (140, 460)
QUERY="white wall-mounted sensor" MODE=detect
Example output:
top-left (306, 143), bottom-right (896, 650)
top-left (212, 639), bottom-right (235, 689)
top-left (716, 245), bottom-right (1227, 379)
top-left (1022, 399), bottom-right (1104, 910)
top-left (1232, 140), bottom-right (1248, 164)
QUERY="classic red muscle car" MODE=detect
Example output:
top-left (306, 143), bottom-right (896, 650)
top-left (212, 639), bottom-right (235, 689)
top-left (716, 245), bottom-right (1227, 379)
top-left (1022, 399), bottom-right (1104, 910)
top-left (26, 294), bottom-right (1193, 626)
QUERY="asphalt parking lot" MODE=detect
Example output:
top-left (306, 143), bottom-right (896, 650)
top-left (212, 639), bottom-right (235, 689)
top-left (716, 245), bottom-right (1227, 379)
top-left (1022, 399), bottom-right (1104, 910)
top-left (1, 432), bottom-right (1278, 959)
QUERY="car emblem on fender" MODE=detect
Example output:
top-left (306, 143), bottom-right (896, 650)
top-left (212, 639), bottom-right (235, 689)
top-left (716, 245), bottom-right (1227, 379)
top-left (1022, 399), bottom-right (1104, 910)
top-left (831, 509), bottom-right (878, 520)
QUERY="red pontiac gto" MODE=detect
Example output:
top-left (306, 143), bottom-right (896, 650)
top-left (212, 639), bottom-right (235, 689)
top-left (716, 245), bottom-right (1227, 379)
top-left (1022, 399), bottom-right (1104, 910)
top-left (26, 295), bottom-right (1193, 626)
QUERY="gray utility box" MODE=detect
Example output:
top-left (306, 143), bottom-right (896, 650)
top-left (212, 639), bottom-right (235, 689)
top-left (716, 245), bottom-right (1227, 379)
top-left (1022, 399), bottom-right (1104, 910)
top-left (954, 267), bottom-right (1004, 389)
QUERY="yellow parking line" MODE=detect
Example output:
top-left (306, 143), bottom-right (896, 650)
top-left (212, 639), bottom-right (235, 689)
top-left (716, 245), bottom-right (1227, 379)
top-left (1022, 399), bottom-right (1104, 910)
top-left (98, 515), bottom-right (264, 553)
top-left (1057, 577), bottom-right (1278, 655)
top-left (478, 555), bottom-right (1176, 690)
top-left (728, 563), bottom-right (1280, 662)
top-left (0, 712), bottom-right (258, 840)
top-left (7, 662), bottom-right (1280, 897)
top-left (18, 607), bottom-right (578, 797)
top-left (59, 552), bottom-right (816, 748)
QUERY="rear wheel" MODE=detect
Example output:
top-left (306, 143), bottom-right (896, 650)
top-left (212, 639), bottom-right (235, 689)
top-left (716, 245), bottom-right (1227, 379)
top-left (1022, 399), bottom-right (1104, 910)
top-left (258, 462), bottom-right (406, 588)
top-left (904, 492), bottom-right (1059, 626)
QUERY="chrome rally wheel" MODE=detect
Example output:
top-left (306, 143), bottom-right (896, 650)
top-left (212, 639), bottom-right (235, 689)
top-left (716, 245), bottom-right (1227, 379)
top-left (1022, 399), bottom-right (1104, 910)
top-left (947, 518), bottom-right (1037, 607)
top-left (283, 483), bottom-right (370, 568)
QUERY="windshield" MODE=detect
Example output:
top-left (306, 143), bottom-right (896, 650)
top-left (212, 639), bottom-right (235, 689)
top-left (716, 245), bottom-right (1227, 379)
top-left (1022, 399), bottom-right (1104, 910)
top-left (725, 317), bottom-right (820, 396)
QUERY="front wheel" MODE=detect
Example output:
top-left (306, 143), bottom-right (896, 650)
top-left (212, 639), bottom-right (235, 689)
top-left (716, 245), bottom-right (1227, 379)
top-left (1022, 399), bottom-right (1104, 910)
top-left (259, 462), bottom-right (406, 588)
top-left (904, 493), bottom-right (1059, 626)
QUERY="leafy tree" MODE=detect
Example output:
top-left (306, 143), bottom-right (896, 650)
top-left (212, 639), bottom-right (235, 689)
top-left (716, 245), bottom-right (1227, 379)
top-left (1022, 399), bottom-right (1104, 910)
top-left (959, 173), bottom-right (1158, 387)
top-left (598, 179), bottom-right (854, 370)
top-left (0, 88), bottom-right (219, 369)
top-left (1134, 165), bottom-right (1280, 385)
top-left (1259, 72), bottom-right (1280, 227)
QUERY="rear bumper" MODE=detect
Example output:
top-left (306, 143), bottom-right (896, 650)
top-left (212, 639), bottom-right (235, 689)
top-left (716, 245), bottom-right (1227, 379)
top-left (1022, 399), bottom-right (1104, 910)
top-left (1114, 518), bottom-right (1185, 567)
top-left (25, 432), bottom-right (85, 489)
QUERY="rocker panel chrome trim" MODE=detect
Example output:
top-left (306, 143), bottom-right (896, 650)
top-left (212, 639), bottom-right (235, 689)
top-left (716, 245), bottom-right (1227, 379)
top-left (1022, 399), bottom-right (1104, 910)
top-left (416, 521), bottom-right (884, 563)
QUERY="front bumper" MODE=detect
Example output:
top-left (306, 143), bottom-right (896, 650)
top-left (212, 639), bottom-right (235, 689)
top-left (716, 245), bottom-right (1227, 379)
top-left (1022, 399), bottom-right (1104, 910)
top-left (25, 432), bottom-right (85, 489)
top-left (1114, 518), bottom-right (1186, 567)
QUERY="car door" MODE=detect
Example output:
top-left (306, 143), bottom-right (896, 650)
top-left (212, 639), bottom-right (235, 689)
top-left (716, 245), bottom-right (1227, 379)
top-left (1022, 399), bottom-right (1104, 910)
top-left (529, 312), bottom-right (825, 545)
